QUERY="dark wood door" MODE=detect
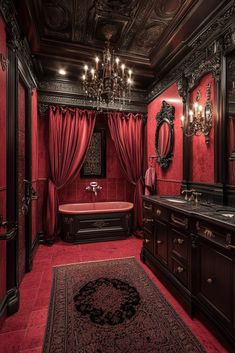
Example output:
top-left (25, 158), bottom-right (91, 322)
top-left (17, 77), bottom-right (33, 281)
top-left (17, 79), bottom-right (27, 283)
top-left (199, 244), bottom-right (233, 322)
top-left (155, 220), bottom-right (168, 265)
top-left (0, 14), bottom-right (7, 326)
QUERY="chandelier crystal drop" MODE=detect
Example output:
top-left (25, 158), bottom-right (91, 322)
top-left (82, 40), bottom-right (133, 109)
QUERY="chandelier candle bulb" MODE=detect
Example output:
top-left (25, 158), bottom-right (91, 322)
top-left (95, 57), bottom-right (99, 70)
top-left (189, 110), bottom-right (193, 122)
top-left (91, 68), bottom-right (95, 79)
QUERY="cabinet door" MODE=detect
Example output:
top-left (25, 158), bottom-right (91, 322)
top-left (168, 228), bottom-right (188, 262)
top-left (155, 220), bottom-right (168, 265)
top-left (200, 244), bottom-right (233, 322)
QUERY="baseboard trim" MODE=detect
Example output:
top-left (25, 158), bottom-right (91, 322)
top-left (38, 231), bottom-right (46, 243)
top-left (7, 287), bottom-right (19, 316)
top-left (0, 293), bottom-right (8, 327)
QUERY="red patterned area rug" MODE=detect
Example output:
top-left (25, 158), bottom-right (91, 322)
top-left (42, 257), bottom-right (206, 353)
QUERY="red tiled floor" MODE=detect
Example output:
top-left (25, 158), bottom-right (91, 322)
top-left (0, 330), bottom-right (26, 353)
top-left (0, 237), bottom-right (229, 353)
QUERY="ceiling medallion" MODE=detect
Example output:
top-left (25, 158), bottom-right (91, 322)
top-left (82, 32), bottom-right (133, 110)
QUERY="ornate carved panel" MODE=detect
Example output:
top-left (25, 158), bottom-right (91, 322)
top-left (80, 129), bottom-right (106, 178)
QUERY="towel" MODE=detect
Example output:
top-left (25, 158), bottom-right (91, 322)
top-left (144, 167), bottom-right (156, 195)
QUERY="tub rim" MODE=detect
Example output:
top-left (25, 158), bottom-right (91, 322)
top-left (58, 201), bottom-right (134, 214)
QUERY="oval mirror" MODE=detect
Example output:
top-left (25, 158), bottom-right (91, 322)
top-left (155, 101), bottom-right (175, 168)
top-left (158, 121), bottom-right (171, 157)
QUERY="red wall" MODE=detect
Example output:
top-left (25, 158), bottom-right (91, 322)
top-left (147, 83), bottom-right (183, 195)
top-left (37, 116), bottom-right (131, 233)
top-left (0, 15), bottom-right (7, 322)
top-left (190, 74), bottom-right (215, 183)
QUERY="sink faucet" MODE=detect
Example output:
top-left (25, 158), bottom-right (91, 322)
top-left (191, 191), bottom-right (202, 205)
top-left (85, 182), bottom-right (102, 197)
top-left (181, 189), bottom-right (195, 201)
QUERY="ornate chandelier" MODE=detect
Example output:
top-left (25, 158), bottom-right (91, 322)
top-left (82, 39), bottom-right (133, 109)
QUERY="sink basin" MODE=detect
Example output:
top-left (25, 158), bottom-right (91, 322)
top-left (164, 198), bottom-right (187, 204)
top-left (220, 213), bottom-right (234, 218)
top-left (214, 209), bottom-right (235, 218)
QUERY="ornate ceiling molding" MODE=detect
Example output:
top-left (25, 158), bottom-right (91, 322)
top-left (38, 93), bottom-right (147, 116)
top-left (43, 2), bottom-right (70, 33)
top-left (154, 0), bottom-right (183, 20)
top-left (0, 0), bottom-right (36, 87)
top-left (147, 0), bottom-right (235, 102)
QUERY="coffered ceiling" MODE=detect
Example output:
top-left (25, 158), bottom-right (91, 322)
top-left (13, 0), bottom-right (228, 90)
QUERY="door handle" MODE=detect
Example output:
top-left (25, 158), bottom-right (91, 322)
top-left (0, 225), bottom-right (17, 241)
top-left (0, 215), bottom-right (8, 228)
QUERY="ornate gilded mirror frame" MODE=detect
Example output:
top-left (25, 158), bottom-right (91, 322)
top-left (155, 100), bottom-right (175, 168)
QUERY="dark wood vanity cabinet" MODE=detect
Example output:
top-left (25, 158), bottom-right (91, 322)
top-left (141, 196), bottom-right (235, 350)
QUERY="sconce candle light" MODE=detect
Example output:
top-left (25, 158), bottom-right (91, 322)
top-left (181, 83), bottom-right (212, 144)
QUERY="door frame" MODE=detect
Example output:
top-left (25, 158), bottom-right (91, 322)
top-left (6, 52), bottom-right (34, 314)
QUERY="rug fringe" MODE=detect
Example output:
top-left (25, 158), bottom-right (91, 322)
top-left (52, 256), bottom-right (136, 268)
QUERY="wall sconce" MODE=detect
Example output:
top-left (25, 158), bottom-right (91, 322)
top-left (181, 83), bottom-right (212, 144)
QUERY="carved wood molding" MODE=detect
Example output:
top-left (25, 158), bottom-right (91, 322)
top-left (147, 1), bottom-right (235, 102)
top-left (38, 93), bottom-right (147, 116)
top-left (0, 53), bottom-right (8, 71)
top-left (38, 80), bottom-right (147, 103)
top-left (0, 0), bottom-right (36, 87)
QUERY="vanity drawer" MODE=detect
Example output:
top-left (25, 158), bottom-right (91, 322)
top-left (143, 229), bottom-right (154, 254)
top-left (155, 220), bottom-right (168, 265)
top-left (154, 205), bottom-right (169, 222)
top-left (169, 228), bottom-right (188, 262)
top-left (170, 256), bottom-right (188, 288)
top-left (170, 211), bottom-right (189, 231)
top-left (143, 218), bottom-right (154, 234)
top-left (143, 201), bottom-right (154, 215)
top-left (195, 220), bottom-right (232, 249)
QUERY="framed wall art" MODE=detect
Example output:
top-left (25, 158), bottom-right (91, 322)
top-left (80, 128), bottom-right (106, 178)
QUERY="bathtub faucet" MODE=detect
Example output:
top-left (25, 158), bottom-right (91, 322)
top-left (85, 182), bottom-right (102, 196)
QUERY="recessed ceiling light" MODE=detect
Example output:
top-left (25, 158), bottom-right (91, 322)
top-left (58, 69), bottom-right (66, 75)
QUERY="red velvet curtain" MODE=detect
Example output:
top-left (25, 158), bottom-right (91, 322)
top-left (45, 106), bottom-right (96, 241)
top-left (108, 112), bottom-right (145, 228)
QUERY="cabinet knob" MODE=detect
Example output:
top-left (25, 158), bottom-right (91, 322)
top-left (176, 266), bottom-right (184, 273)
top-left (144, 238), bottom-right (150, 244)
top-left (204, 229), bottom-right (214, 238)
top-left (156, 240), bottom-right (162, 245)
top-left (143, 218), bottom-right (153, 224)
top-left (207, 278), bottom-right (213, 284)
top-left (156, 209), bottom-right (161, 216)
top-left (144, 204), bottom-right (152, 211)
top-left (173, 238), bottom-right (184, 245)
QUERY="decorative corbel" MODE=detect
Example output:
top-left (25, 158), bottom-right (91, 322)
top-left (38, 103), bottom-right (49, 117)
top-left (177, 74), bottom-right (188, 103)
top-left (0, 53), bottom-right (8, 71)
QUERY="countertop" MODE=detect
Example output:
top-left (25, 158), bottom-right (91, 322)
top-left (143, 195), bottom-right (235, 229)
